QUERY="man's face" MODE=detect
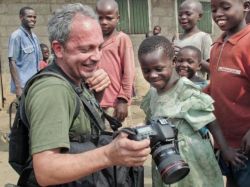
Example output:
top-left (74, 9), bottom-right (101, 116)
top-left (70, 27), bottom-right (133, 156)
top-left (54, 14), bottom-right (104, 85)
top-left (211, 0), bottom-right (247, 34)
top-left (97, 7), bottom-right (119, 36)
top-left (21, 9), bottom-right (36, 29)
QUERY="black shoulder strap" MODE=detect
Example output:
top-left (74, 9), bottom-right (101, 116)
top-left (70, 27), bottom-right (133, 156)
top-left (21, 71), bottom-right (81, 129)
top-left (78, 93), bottom-right (105, 131)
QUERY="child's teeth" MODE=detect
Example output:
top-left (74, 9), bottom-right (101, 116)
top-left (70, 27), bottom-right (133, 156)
top-left (218, 20), bottom-right (226, 26)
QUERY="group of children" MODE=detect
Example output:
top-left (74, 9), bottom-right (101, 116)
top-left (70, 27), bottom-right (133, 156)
top-left (14, 0), bottom-right (248, 186)
top-left (138, 0), bottom-right (250, 187)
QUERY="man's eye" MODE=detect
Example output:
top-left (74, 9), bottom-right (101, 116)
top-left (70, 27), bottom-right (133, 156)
top-left (80, 48), bottom-right (90, 53)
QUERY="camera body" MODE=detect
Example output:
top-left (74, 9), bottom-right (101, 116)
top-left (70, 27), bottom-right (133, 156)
top-left (127, 117), bottom-right (190, 185)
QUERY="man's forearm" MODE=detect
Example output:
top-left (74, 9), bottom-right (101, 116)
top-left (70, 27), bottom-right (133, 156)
top-left (33, 146), bottom-right (112, 186)
top-left (9, 60), bottom-right (22, 93)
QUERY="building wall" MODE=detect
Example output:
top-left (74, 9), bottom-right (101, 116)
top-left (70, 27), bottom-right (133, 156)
top-left (0, 0), bottom-right (222, 109)
top-left (0, 0), bottom-right (97, 109)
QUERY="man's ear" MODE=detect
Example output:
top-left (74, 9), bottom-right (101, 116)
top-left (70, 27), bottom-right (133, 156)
top-left (52, 41), bottom-right (63, 59)
top-left (19, 15), bottom-right (23, 21)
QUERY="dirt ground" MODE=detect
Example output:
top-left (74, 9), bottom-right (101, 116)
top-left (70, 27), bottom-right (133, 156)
top-left (0, 99), bottom-right (153, 187)
top-left (0, 99), bottom-right (226, 187)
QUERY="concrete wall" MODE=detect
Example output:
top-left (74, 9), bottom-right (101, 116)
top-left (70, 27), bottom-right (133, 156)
top-left (0, 0), bottom-right (222, 110)
top-left (0, 0), bottom-right (97, 109)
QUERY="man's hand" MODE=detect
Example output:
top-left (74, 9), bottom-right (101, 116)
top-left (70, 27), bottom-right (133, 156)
top-left (86, 69), bottom-right (110, 92)
top-left (241, 129), bottom-right (250, 154)
top-left (114, 98), bottom-right (128, 122)
top-left (105, 132), bottom-right (151, 167)
top-left (15, 87), bottom-right (22, 98)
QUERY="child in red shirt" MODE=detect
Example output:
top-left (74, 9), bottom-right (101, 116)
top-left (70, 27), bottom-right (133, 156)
top-left (208, 0), bottom-right (250, 186)
top-left (96, 0), bottom-right (135, 125)
top-left (39, 43), bottom-right (50, 70)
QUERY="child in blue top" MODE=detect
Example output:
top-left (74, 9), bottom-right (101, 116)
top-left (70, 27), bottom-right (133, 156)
top-left (175, 45), bottom-right (208, 89)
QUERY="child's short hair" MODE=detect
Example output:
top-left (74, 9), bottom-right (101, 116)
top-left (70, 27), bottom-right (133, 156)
top-left (40, 43), bottom-right (48, 50)
top-left (180, 0), bottom-right (203, 15)
top-left (179, 45), bottom-right (202, 63)
top-left (138, 36), bottom-right (174, 60)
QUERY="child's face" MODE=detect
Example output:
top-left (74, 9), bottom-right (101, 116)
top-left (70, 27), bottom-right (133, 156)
top-left (175, 48), bottom-right (200, 79)
top-left (96, 6), bottom-right (119, 37)
top-left (178, 3), bottom-right (201, 31)
top-left (42, 47), bottom-right (50, 61)
top-left (139, 49), bottom-right (174, 92)
top-left (211, 0), bottom-right (248, 35)
top-left (153, 26), bottom-right (161, 35)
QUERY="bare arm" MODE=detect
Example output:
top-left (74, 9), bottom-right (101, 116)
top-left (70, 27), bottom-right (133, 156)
top-left (200, 59), bottom-right (210, 73)
top-left (9, 58), bottom-right (22, 97)
top-left (207, 121), bottom-right (247, 166)
top-left (33, 133), bottom-right (150, 186)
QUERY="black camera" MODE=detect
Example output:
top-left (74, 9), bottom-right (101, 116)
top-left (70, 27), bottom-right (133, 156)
top-left (126, 117), bottom-right (190, 185)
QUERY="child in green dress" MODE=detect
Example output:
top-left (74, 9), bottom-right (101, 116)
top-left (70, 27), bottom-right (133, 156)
top-left (138, 36), bottom-right (243, 187)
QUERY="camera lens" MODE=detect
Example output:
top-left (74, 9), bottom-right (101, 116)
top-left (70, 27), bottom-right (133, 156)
top-left (152, 145), bottom-right (190, 184)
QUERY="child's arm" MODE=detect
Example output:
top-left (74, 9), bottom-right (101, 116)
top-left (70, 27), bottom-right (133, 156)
top-left (241, 129), bottom-right (250, 154)
top-left (207, 121), bottom-right (248, 167)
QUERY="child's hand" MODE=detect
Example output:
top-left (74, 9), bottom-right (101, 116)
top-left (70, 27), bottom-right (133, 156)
top-left (241, 130), bottom-right (250, 155)
top-left (173, 45), bottom-right (181, 56)
top-left (114, 99), bottom-right (128, 122)
top-left (222, 147), bottom-right (248, 168)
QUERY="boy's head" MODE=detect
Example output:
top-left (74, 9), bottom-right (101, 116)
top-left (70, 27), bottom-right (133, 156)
top-left (175, 46), bottom-right (201, 79)
top-left (178, 0), bottom-right (203, 32)
top-left (40, 43), bottom-right (50, 61)
top-left (138, 36), bottom-right (176, 92)
top-left (153, 25), bottom-right (161, 35)
top-left (211, 0), bottom-right (250, 35)
top-left (96, 0), bottom-right (120, 37)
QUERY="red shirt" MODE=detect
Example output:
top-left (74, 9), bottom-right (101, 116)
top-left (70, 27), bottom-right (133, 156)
top-left (206, 25), bottom-right (250, 148)
top-left (98, 32), bottom-right (135, 107)
top-left (39, 60), bottom-right (48, 70)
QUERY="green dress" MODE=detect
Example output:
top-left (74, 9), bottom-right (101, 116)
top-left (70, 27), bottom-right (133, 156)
top-left (141, 77), bottom-right (224, 187)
